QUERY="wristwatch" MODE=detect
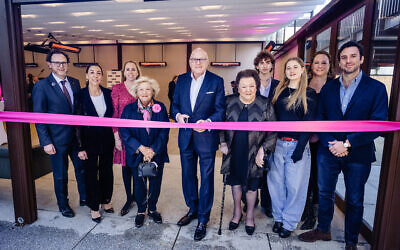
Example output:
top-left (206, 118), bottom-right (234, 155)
top-left (343, 140), bottom-right (350, 149)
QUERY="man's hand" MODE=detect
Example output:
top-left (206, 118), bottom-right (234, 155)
top-left (328, 141), bottom-right (348, 157)
top-left (177, 113), bottom-right (190, 123)
top-left (194, 119), bottom-right (208, 133)
top-left (220, 142), bottom-right (228, 155)
top-left (44, 144), bottom-right (56, 155)
top-left (255, 147), bottom-right (264, 167)
top-left (78, 151), bottom-right (88, 160)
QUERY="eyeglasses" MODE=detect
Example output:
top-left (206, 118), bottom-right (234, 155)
top-left (189, 58), bottom-right (208, 63)
top-left (51, 61), bottom-right (68, 67)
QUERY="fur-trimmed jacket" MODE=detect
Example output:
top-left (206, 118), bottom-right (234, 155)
top-left (219, 94), bottom-right (277, 180)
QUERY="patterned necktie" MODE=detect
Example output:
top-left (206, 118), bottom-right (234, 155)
top-left (60, 80), bottom-right (72, 109)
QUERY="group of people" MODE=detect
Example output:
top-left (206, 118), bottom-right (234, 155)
top-left (33, 40), bottom-right (388, 249)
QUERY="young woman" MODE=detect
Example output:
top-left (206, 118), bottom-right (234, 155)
top-left (301, 51), bottom-right (334, 230)
top-left (77, 64), bottom-right (115, 223)
top-left (111, 61), bottom-right (141, 216)
top-left (268, 57), bottom-right (317, 238)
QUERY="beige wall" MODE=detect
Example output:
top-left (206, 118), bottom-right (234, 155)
top-left (24, 42), bottom-right (262, 107)
top-left (194, 43), bottom-right (263, 95)
top-left (274, 46), bottom-right (299, 81)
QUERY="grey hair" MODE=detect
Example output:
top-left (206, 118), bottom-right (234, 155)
top-left (130, 76), bottom-right (160, 98)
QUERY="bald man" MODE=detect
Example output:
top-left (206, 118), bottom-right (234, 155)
top-left (172, 48), bottom-right (226, 241)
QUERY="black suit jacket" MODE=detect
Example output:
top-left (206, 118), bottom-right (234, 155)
top-left (33, 73), bottom-right (81, 146)
top-left (257, 78), bottom-right (279, 99)
top-left (78, 86), bottom-right (114, 152)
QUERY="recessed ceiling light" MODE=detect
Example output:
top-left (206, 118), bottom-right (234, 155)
top-left (262, 18), bottom-right (279, 21)
top-left (21, 14), bottom-right (37, 18)
top-left (271, 1), bottom-right (296, 6)
top-left (29, 27), bottom-right (44, 30)
top-left (34, 33), bottom-right (46, 36)
top-left (88, 29), bottom-right (102, 32)
top-left (207, 20), bottom-right (227, 23)
top-left (214, 28), bottom-right (229, 31)
top-left (96, 19), bottom-right (114, 23)
top-left (212, 25), bottom-right (230, 28)
top-left (105, 32), bottom-right (115, 34)
top-left (71, 12), bottom-right (94, 17)
top-left (139, 31), bottom-right (150, 34)
top-left (159, 22), bottom-right (176, 25)
top-left (176, 30), bottom-right (189, 32)
top-left (53, 30), bottom-right (65, 33)
top-left (41, 3), bottom-right (64, 7)
top-left (265, 11), bottom-right (288, 14)
top-left (114, 24), bottom-right (129, 27)
top-left (48, 21), bottom-right (65, 24)
top-left (115, 34), bottom-right (126, 37)
top-left (128, 28), bottom-right (140, 31)
top-left (71, 26), bottom-right (87, 29)
top-left (131, 9), bottom-right (156, 14)
top-left (167, 27), bottom-right (185, 30)
top-left (204, 14), bottom-right (228, 18)
top-left (198, 5), bottom-right (223, 11)
top-left (148, 17), bottom-right (170, 21)
top-left (114, 0), bottom-right (141, 2)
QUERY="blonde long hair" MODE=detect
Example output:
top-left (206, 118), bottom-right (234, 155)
top-left (272, 57), bottom-right (309, 114)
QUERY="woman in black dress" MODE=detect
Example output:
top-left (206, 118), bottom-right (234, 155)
top-left (220, 69), bottom-right (277, 235)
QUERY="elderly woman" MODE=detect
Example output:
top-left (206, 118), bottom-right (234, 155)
top-left (220, 69), bottom-right (277, 235)
top-left (111, 61), bottom-right (141, 216)
top-left (77, 64), bottom-right (115, 223)
top-left (120, 76), bottom-right (169, 228)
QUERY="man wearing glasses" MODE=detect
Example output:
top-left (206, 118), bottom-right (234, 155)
top-left (33, 50), bottom-right (86, 218)
top-left (172, 48), bottom-right (225, 241)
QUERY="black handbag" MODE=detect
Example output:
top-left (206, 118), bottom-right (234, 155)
top-left (138, 161), bottom-right (158, 177)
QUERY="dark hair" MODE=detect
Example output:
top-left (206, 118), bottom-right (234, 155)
top-left (235, 69), bottom-right (261, 90)
top-left (337, 41), bottom-right (363, 61)
top-left (122, 61), bottom-right (141, 81)
top-left (85, 63), bottom-right (103, 74)
top-left (309, 51), bottom-right (334, 78)
top-left (254, 50), bottom-right (275, 72)
top-left (46, 50), bottom-right (70, 63)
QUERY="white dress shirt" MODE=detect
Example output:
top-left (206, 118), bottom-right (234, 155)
top-left (190, 72), bottom-right (206, 111)
top-left (259, 78), bottom-right (272, 98)
top-left (52, 73), bottom-right (74, 105)
top-left (90, 92), bottom-right (106, 117)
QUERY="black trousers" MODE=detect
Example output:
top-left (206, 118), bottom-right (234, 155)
top-left (131, 164), bottom-right (164, 213)
top-left (84, 146), bottom-right (114, 211)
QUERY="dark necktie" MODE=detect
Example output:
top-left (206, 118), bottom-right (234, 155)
top-left (60, 80), bottom-right (73, 108)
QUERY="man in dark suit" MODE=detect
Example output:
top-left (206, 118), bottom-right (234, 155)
top-left (172, 48), bottom-right (225, 241)
top-left (252, 50), bottom-right (279, 217)
top-left (298, 41), bottom-right (388, 249)
top-left (33, 50), bottom-right (86, 218)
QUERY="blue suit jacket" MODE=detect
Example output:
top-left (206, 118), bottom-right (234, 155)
top-left (171, 70), bottom-right (226, 152)
top-left (33, 73), bottom-right (82, 146)
top-left (77, 86), bottom-right (114, 152)
top-left (317, 73), bottom-right (388, 163)
top-left (120, 100), bottom-right (170, 168)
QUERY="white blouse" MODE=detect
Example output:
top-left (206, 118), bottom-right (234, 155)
top-left (90, 92), bottom-right (106, 117)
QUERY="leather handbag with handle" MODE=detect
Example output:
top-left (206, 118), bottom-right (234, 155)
top-left (138, 161), bottom-right (158, 177)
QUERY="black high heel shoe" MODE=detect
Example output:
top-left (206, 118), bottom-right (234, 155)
top-left (245, 225), bottom-right (255, 235)
top-left (228, 214), bottom-right (242, 230)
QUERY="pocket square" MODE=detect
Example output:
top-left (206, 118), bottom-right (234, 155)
top-left (206, 91), bottom-right (214, 94)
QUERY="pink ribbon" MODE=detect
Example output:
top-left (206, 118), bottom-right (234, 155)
top-left (0, 111), bottom-right (400, 132)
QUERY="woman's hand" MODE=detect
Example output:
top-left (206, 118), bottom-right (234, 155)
top-left (255, 147), bottom-right (264, 167)
top-left (114, 133), bottom-right (122, 151)
top-left (139, 145), bottom-right (155, 162)
top-left (220, 142), bottom-right (228, 155)
top-left (78, 151), bottom-right (88, 160)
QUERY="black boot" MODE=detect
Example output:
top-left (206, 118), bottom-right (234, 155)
top-left (301, 204), bottom-right (317, 230)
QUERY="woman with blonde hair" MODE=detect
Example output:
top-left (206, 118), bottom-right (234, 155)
top-left (111, 61), bottom-right (141, 216)
top-left (268, 57), bottom-right (317, 238)
top-left (120, 76), bottom-right (169, 228)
